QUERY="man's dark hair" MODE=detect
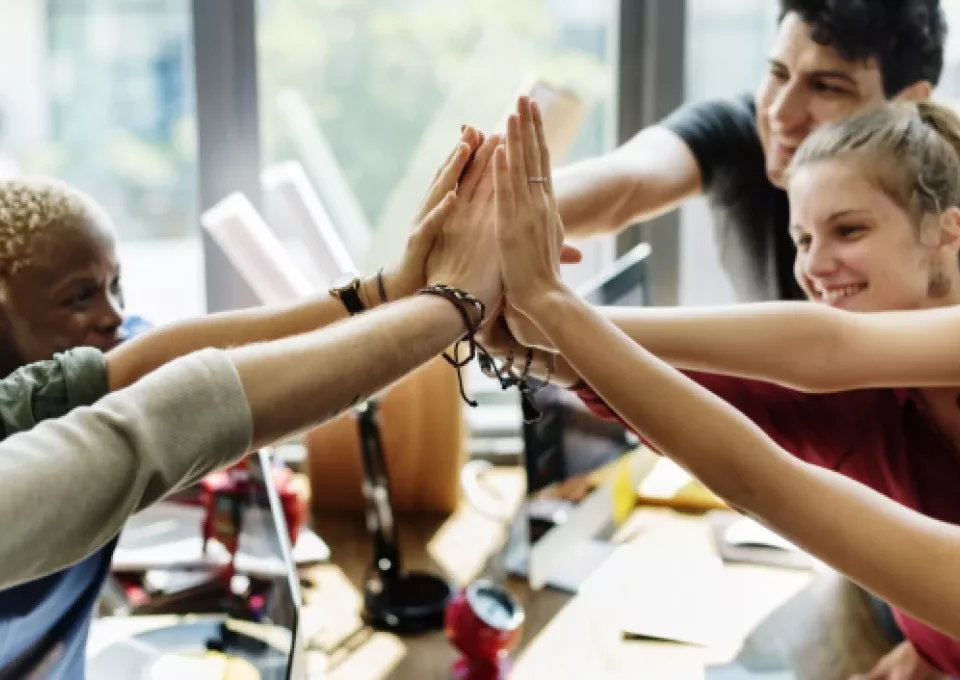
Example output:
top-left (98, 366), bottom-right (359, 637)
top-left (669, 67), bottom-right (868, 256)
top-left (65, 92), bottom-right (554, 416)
top-left (778, 0), bottom-right (947, 97)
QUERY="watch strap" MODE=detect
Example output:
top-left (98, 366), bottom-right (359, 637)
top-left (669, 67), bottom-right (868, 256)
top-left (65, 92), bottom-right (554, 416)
top-left (331, 278), bottom-right (365, 315)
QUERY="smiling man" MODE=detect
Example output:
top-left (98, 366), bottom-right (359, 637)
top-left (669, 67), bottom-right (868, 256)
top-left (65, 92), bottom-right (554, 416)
top-left (548, 1), bottom-right (949, 678)
top-left (554, 0), bottom-right (947, 304)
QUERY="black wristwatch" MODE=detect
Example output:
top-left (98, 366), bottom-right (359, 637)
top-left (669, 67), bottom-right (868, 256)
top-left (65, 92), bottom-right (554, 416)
top-left (330, 274), bottom-right (365, 315)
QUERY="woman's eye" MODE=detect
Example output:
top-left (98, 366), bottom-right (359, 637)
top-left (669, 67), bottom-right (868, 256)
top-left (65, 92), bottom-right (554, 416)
top-left (836, 225), bottom-right (865, 238)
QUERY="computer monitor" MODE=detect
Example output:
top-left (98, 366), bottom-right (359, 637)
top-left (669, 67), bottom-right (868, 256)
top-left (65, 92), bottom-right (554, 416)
top-left (523, 242), bottom-right (650, 496)
top-left (579, 242), bottom-right (651, 307)
top-left (509, 242), bottom-right (651, 591)
top-left (88, 450), bottom-right (305, 680)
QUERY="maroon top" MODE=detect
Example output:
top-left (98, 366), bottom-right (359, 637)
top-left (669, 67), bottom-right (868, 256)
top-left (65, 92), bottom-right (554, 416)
top-left (572, 373), bottom-right (960, 674)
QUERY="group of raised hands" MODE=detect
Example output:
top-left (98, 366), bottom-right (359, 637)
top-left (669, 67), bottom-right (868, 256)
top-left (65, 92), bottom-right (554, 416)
top-left (384, 95), bottom-right (580, 345)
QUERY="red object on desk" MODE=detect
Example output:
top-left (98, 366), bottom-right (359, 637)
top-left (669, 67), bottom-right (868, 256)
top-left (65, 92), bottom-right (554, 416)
top-left (200, 458), bottom-right (308, 577)
top-left (445, 581), bottom-right (525, 680)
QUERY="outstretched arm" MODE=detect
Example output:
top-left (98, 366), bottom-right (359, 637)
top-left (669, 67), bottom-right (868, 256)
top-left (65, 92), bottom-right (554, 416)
top-left (107, 127), bottom-right (484, 391)
top-left (495, 95), bottom-right (960, 641)
top-left (507, 299), bottom-right (960, 393)
top-left (532, 291), bottom-right (960, 641)
top-left (0, 293), bottom-right (482, 591)
top-left (555, 126), bottom-right (700, 238)
top-left (0, 130), bottom-right (506, 590)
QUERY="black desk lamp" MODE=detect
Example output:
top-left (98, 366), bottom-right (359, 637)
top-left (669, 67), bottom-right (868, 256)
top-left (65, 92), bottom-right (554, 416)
top-left (355, 399), bottom-right (453, 633)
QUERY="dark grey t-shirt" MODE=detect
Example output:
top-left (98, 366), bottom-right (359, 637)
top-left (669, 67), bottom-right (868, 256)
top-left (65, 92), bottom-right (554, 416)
top-left (662, 93), bottom-right (804, 302)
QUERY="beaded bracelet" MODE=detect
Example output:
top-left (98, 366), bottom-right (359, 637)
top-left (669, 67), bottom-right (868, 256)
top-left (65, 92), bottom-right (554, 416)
top-left (418, 284), bottom-right (486, 407)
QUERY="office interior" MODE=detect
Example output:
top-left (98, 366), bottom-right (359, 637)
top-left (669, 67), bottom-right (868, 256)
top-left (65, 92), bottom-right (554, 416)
top-left (6, 1), bottom-right (960, 678)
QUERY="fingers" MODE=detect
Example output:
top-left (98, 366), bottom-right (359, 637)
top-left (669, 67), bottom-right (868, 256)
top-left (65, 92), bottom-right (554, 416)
top-left (457, 130), bottom-right (486, 185)
top-left (430, 139), bottom-right (461, 185)
top-left (518, 97), bottom-right (544, 206)
top-left (417, 190), bottom-right (457, 244)
top-left (493, 145), bottom-right (515, 241)
top-left (416, 127), bottom-right (479, 221)
top-left (560, 243), bottom-right (583, 264)
top-left (531, 100), bottom-right (554, 198)
top-left (416, 141), bottom-right (471, 222)
top-left (459, 133), bottom-right (501, 202)
top-left (471, 133), bottom-right (502, 206)
top-left (407, 190), bottom-right (456, 284)
top-left (506, 114), bottom-right (529, 205)
top-left (444, 142), bottom-right (473, 190)
top-left (432, 127), bottom-right (479, 184)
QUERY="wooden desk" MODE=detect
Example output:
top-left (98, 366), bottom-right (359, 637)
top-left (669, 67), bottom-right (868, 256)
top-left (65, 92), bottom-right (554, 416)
top-left (301, 472), bottom-right (892, 680)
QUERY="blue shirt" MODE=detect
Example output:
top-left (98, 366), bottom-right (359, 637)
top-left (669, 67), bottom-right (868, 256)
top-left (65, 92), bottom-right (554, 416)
top-left (0, 316), bottom-right (151, 679)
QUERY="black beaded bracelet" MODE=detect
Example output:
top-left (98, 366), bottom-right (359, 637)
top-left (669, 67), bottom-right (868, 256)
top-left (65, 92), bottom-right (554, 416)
top-left (375, 268), bottom-right (389, 304)
top-left (417, 284), bottom-right (487, 407)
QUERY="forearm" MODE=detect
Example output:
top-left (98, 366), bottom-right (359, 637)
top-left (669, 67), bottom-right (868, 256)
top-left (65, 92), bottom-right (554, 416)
top-left (758, 458), bottom-right (960, 641)
top-left (554, 156), bottom-right (645, 238)
top-left (531, 291), bottom-right (960, 639)
top-left (531, 289), bottom-right (775, 503)
top-left (556, 127), bottom-right (700, 238)
top-left (0, 350), bottom-right (251, 588)
top-left (603, 302), bottom-right (846, 391)
top-left (609, 303), bottom-right (960, 392)
top-left (228, 295), bottom-right (467, 448)
top-left (507, 302), bottom-right (844, 391)
top-left (107, 282), bottom-right (384, 391)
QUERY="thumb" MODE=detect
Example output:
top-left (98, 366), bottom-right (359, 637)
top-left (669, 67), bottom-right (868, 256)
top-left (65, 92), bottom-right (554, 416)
top-left (410, 191), bottom-right (456, 253)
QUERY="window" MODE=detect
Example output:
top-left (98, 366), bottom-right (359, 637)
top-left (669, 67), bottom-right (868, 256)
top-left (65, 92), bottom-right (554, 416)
top-left (256, 0), bottom-right (618, 289)
top-left (937, 1), bottom-right (960, 103)
top-left (0, 0), bottom-right (200, 324)
top-left (680, 0), bottom-right (776, 306)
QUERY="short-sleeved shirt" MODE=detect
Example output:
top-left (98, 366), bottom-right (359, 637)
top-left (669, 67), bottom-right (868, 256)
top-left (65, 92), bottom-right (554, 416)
top-left (0, 316), bottom-right (151, 679)
top-left (661, 93), bottom-right (804, 302)
top-left (572, 376), bottom-right (960, 675)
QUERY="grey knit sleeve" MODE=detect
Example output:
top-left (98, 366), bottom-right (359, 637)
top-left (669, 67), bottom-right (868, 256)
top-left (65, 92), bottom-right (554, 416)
top-left (0, 348), bottom-right (253, 589)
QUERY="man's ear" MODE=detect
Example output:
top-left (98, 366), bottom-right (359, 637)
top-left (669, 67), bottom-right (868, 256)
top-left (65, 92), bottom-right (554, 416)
top-left (895, 80), bottom-right (933, 103)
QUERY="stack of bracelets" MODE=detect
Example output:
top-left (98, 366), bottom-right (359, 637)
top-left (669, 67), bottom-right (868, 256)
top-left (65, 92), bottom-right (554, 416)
top-left (417, 284), bottom-right (548, 423)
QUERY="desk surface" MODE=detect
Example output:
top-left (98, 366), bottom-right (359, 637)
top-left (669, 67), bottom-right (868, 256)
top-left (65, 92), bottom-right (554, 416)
top-left (301, 469), bottom-right (892, 680)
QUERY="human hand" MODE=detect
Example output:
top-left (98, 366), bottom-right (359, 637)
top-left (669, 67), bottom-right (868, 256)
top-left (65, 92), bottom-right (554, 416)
top-left (425, 131), bottom-right (504, 319)
top-left (849, 640), bottom-right (946, 680)
top-left (476, 315), bottom-right (578, 388)
top-left (493, 96), bottom-right (566, 319)
top-left (373, 126), bottom-right (482, 304)
top-left (503, 303), bottom-right (554, 351)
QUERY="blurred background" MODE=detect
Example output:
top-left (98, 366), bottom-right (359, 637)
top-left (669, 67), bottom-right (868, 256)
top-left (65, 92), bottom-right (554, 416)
top-left (1, 0), bottom-right (960, 321)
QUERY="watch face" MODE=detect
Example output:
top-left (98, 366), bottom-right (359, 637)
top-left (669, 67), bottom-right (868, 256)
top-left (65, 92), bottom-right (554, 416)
top-left (331, 273), bottom-right (359, 291)
top-left (466, 581), bottom-right (524, 631)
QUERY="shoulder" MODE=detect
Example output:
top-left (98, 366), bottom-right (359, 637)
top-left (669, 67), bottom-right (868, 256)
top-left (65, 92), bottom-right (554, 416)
top-left (660, 93), bottom-right (763, 192)
top-left (660, 93), bottom-right (758, 146)
top-left (0, 348), bottom-right (109, 440)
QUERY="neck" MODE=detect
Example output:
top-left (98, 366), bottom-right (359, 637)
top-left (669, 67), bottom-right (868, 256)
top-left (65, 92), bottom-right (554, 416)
top-left (911, 280), bottom-right (960, 311)
top-left (0, 348), bottom-right (23, 380)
